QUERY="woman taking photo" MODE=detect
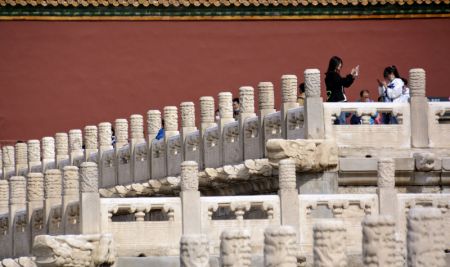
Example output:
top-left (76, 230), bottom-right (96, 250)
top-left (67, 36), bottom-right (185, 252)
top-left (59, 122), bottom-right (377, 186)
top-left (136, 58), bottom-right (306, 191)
top-left (325, 56), bottom-right (359, 124)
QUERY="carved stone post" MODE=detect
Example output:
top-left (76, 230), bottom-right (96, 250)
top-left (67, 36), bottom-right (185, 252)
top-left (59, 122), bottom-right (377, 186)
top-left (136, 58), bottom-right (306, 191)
top-left (130, 114), bottom-right (145, 181)
top-left (2, 146), bottom-right (15, 179)
top-left (281, 75), bottom-right (299, 139)
top-left (27, 172), bottom-right (44, 250)
top-left (220, 229), bottom-right (251, 267)
top-left (0, 180), bottom-right (8, 214)
top-left (14, 142), bottom-right (28, 176)
top-left (147, 110), bottom-right (162, 142)
top-left (239, 86), bottom-right (256, 127)
top-left (407, 207), bottom-right (445, 267)
top-left (278, 159), bottom-right (299, 235)
top-left (180, 161), bottom-right (201, 235)
top-left (68, 129), bottom-right (83, 165)
top-left (27, 140), bottom-right (41, 173)
top-left (55, 133), bottom-right (69, 168)
top-left (181, 102), bottom-right (197, 159)
top-left (114, 119), bottom-right (128, 149)
top-left (43, 169), bottom-right (62, 233)
top-left (164, 106), bottom-right (179, 140)
top-left (62, 166), bottom-right (79, 234)
top-left (79, 162), bottom-right (100, 234)
top-left (258, 82), bottom-right (276, 118)
top-left (218, 92), bottom-right (235, 164)
top-left (313, 221), bottom-right (347, 267)
top-left (377, 158), bottom-right (397, 223)
top-left (9, 176), bottom-right (27, 257)
top-left (304, 69), bottom-right (325, 139)
top-left (41, 137), bottom-right (55, 171)
top-left (180, 234), bottom-right (210, 267)
top-left (200, 96), bottom-right (216, 134)
top-left (0, 151), bottom-right (2, 178)
top-left (362, 215), bottom-right (396, 266)
top-left (98, 122), bottom-right (113, 152)
top-left (409, 68), bottom-right (429, 148)
top-left (84, 125), bottom-right (98, 161)
top-left (264, 226), bottom-right (297, 267)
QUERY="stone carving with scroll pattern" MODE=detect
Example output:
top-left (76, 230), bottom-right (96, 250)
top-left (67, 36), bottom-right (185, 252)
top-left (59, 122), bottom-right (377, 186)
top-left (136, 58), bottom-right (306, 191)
top-left (220, 229), bottom-right (251, 267)
top-left (218, 92), bottom-right (233, 119)
top-left (63, 166), bottom-right (79, 196)
top-left (0, 180), bottom-right (8, 211)
top-left (407, 207), bottom-right (445, 267)
top-left (224, 123), bottom-right (239, 143)
top-left (2, 146), bottom-right (14, 167)
top-left (179, 234), bottom-right (210, 267)
top-left (362, 215), bottom-right (396, 266)
top-left (32, 234), bottom-right (115, 267)
top-left (55, 133), bottom-right (69, 156)
top-left (281, 75), bottom-right (297, 103)
top-left (313, 221), bottom-right (347, 267)
top-left (10, 176), bottom-right (26, 205)
top-left (130, 114), bottom-right (144, 140)
top-left (239, 86), bottom-right (255, 114)
top-left (244, 118), bottom-right (259, 138)
top-left (278, 159), bottom-right (296, 190)
top-left (15, 142), bottom-right (28, 165)
top-left (258, 82), bottom-right (275, 110)
top-left (147, 110), bottom-right (162, 138)
top-left (98, 122), bottom-right (112, 148)
top-left (115, 119), bottom-right (128, 147)
top-left (27, 140), bottom-right (41, 163)
top-left (27, 173), bottom-right (44, 202)
top-left (84, 126), bottom-right (98, 149)
top-left (181, 102), bottom-right (196, 128)
top-left (265, 112), bottom-right (282, 135)
top-left (264, 226), bottom-right (298, 267)
top-left (80, 162), bottom-right (98, 193)
top-left (409, 68), bottom-right (426, 97)
top-left (414, 152), bottom-right (437, 172)
top-left (200, 159), bottom-right (273, 182)
top-left (181, 161), bottom-right (199, 191)
top-left (200, 97), bottom-right (215, 124)
top-left (41, 137), bottom-right (55, 159)
top-left (69, 130), bottom-right (83, 151)
top-left (0, 257), bottom-right (37, 267)
top-left (266, 139), bottom-right (337, 171)
top-left (304, 69), bottom-right (321, 98)
top-left (44, 170), bottom-right (62, 199)
top-left (377, 158), bottom-right (395, 188)
top-left (288, 109), bottom-right (304, 131)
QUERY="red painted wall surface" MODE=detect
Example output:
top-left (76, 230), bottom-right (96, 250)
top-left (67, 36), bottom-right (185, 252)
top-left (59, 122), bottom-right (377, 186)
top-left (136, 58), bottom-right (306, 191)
top-left (0, 19), bottom-right (449, 144)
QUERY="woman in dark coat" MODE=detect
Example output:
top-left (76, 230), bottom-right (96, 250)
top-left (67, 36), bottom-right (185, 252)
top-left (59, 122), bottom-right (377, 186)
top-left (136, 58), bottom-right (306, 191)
top-left (325, 56), bottom-right (359, 124)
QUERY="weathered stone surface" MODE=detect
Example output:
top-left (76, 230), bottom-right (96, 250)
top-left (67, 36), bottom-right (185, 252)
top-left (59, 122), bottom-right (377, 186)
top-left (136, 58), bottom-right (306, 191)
top-left (63, 166), bottom-right (79, 196)
top-left (84, 126), bottom-right (98, 150)
top-left (147, 110), bottom-right (162, 139)
top-left (44, 170), bottom-right (62, 199)
top-left (313, 221), bottom-right (347, 267)
top-left (55, 133), bottom-right (69, 156)
top-left (409, 68), bottom-right (426, 97)
top-left (0, 257), bottom-right (36, 267)
top-left (181, 102), bottom-right (196, 128)
top-left (0, 179), bottom-right (9, 212)
top-left (239, 86), bottom-right (255, 114)
top-left (80, 162), bottom-right (98, 193)
top-left (220, 229), bottom-right (251, 267)
top-left (27, 173), bottom-right (44, 202)
top-left (304, 69), bottom-right (321, 98)
top-left (407, 207), bottom-right (445, 267)
top-left (181, 161), bottom-right (199, 192)
top-left (27, 140), bottom-right (41, 163)
top-left (32, 234), bottom-right (115, 267)
top-left (180, 234), bottom-right (209, 267)
top-left (15, 142), bottom-right (28, 166)
top-left (130, 114), bottom-right (144, 140)
top-left (281, 75), bottom-right (297, 104)
top-left (278, 159), bottom-right (296, 190)
top-left (377, 158), bottom-right (395, 188)
top-left (264, 226), bottom-right (297, 267)
top-left (414, 152), bottom-right (437, 171)
top-left (41, 137), bottom-right (55, 160)
top-left (362, 215), bottom-right (396, 266)
top-left (10, 176), bottom-right (26, 205)
top-left (258, 82), bottom-right (275, 111)
top-left (68, 129), bottom-right (83, 151)
top-left (115, 119), bottom-right (128, 148)
top-left (98, 122), bottom-right (112, 148)
top-left (266, 139), bottom-right (337, 171)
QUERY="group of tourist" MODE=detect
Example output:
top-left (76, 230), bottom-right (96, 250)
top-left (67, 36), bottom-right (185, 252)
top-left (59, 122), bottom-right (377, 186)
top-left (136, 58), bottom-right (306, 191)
top-left (299, 56), bottom-right (411, 125)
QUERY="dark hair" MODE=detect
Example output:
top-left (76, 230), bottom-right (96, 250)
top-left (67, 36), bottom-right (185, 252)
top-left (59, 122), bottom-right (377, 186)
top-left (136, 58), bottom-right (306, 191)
top-left (327, 56), bottom-right (343, 74)
top-left (232, 98), bottom-right (240, 104)
top-left (299, 83), bottom-right (305, 93)
top-left (360, 90), bottom-right (369, 97)
top-left (383, 65), bottom-right (400, 79)
top-left (401, 78), bottom-right (408, 86)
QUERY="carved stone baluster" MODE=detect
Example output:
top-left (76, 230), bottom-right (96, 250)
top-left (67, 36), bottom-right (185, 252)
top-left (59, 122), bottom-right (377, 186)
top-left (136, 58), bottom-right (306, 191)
top-left (281, 74), bottom-right (299, 139)
top-left (84, 125), bottom-right (98, 161)
top-left (220, 229), bottom-right (252, 267)
top-left (62, 166), bottom-right (79, 234)
top-left (304, 69), bottom-right (324, 139)
top-left (164, 106), bottom-right (179, 140)
top-left (362, 215), bottom-right (396, 266)
top-left (80, 162), bottom-right (100, 234)
top-left (409, 68), bottom-right (429, 148)
top-left (181, 102), bottom-right (197, 160)
top-left (180, 161), bottom-right (201, 235)
top-left (264, 226), bottom-right (297, 267)
top-left (14, 142), bottom-right (28, 176)
top-left (68, 129), bottom-right (83, 166)
top-left (9, 176), bottom-right (27, 256)
top-left (55, 133), bottom-right (69, 168)
top-left (147, 110), bottom-right (162, 142)
top-left (115, 119), bottom-right (128, 149)
top-left (313, 221), bottom-right (347, 267)
top-left (377, 158), bottom-right (398, 223)
top-left (41, 137), bottom-right (55, 171)
top-left (180, 234), bottom-right (210, 267)
top-left (278, 159), bottom-right (299, 233)
top-left (27, 140), bottom-right (41, 173)
top-left (0, 180), bottom-right (8, 214)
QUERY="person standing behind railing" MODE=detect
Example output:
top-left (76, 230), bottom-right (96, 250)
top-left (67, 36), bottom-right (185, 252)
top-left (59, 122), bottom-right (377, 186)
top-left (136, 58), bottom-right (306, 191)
top-left (325, 56), bottom-right (359, 124)
top-left (377, 66), bottom-right (406, 124)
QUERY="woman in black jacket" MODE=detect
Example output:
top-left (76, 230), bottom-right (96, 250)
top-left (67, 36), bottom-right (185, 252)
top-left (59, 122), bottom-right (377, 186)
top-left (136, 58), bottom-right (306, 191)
top-left (325, 56), bottom-right (359, 124)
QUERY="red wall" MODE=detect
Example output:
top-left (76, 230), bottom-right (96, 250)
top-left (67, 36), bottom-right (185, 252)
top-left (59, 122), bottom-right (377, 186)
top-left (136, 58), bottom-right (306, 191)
top-left (0, 19), bottom-right (449, 143)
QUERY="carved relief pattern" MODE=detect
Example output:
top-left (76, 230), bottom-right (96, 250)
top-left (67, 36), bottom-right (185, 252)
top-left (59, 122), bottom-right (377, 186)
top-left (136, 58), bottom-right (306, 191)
top-left (278, 159), bottom-right (296, 190)
top-left (168, 137), bottom-right (181, 156)
top-left (304, 69), bottom-right (321, 97)
top-left (288, 110), bottom-right (304, 130)
top-left (27, 140), bottom-right (41, 163)
top-left (200, 96), bottom-right (215, 124)
top-left (264, 226), bottom-right (297, 267)
top-left (220, 230), bottom-right (252, 267)
top-left (181, 161), bottom-right (199, 191)
top-left (27, 173), bottom-right (44, 202)
top-left (266, 139), bottom-right (338, 171)
top-left (80, 162), bottom-right (99, 193)
top-left (244, 119), bottom-right (259, 139)
top-left (407, 207), bottom-right (445, 267)
top-left (409, 68), bottom-right (426, 97)
top-left (147, 110), bottom-right (162, 136)
top-left (0, 257), bottom-right (36, 266)
top-left (218, 92), bottom-right (233, 119)
top-left (186, 132), bottom-right (200, 152)
top-left (15, 142), bottom-right (28, 165)
top-left (63, 166), bottom-right (79, 196)
top-left (205, 128), bottom-right (219, 148)
top-left (0, 180), bottom-right (9, 207)
top-left (84, 125), bottom-right (98, 149)
top-left (164, 106), bottom-right (178, 132)
top-left (181, 102), bottom-right (196, 128)
top-left (10, 176), bottom-right (26, 205)
top-left (32, 234), bottom-right (116, 267)
top-left (239, 86), bottom-right (255, 114)
top-left (281, 74), bottom-right (297, 103)
top-left (414, 152), bottom-right (436, 172)
top-left (68, 129), bottom-right (83, 152)
top-left (377, 158), bottom-right (395, 188)
top-left (265, 113), bottom-right (282, 136)
top-left (115, 119), bottom-right (129, 147)
top-left (135, 144), bottom-right (148, 162)
top-left (224, 123), bottom-right (239, 143)
top-left (98, 122), bottom-right (112, 148)
top-left (130, 114), bottom-right (144, 140)
top-left (41, 137), bottom-right (55, 159)
top-left (55, 133), bottom-right (69, 157)
top-left (44, 170), bottom-right (62, 199)
top-left (258, 82), bottom-right (275, 110)
top-left (180, 234), bottom-right (210, 267)
top-left (362, 215), bottom-right (396, 266)
top-left (2, 146), bottom-right (15, 167)
top-left (313, 221), bottom-right (347, 267)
